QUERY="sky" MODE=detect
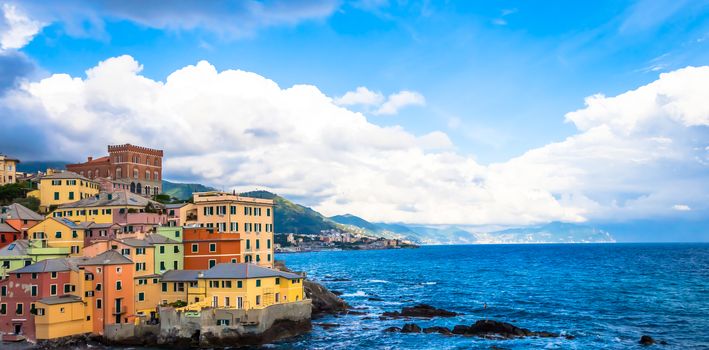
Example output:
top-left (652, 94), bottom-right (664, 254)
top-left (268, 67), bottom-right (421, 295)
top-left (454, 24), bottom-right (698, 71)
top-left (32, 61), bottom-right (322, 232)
top-left (1, 1), bottom-right (708, 234)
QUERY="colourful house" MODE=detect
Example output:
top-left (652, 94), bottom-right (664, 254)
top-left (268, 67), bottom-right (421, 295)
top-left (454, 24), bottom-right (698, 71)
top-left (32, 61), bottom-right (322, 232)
top-left (178, 263), bottom-right (304, 311)
top-left (183, 227), bottom-right (242, 270)
top-left (27, 171), bottom-right (100, 213)
top-left (0, 222), bottom-right (19, 249)
top-left (50, 191), bottom-right (165, 227)
top-left (34, 295), bottom-right (92, 340)
top-left (0, 258), bottom-right (80, 341)
top-left (27, 218), bottom-right (86, 256)
top-left (0, 203), bottom-right (44, 241)
top-left (159, 270), bottom-right (201, 305)
top-left (145, 234), bottom-right (182, 274)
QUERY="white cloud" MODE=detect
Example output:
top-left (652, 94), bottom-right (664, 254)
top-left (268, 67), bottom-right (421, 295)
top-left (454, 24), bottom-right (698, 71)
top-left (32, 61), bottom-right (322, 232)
top-left (335, 87), bottom-right (426, 116)
top-left (1, 57), bottom-right (708, 226)
top-left (334, 86), bottom-right (384, 106)
top-left (0, 3), bottom-right (44, 50)
top-left (374, 90), bottom-right (426, 115)
top-left (673, 204), bottom-right (691, 211)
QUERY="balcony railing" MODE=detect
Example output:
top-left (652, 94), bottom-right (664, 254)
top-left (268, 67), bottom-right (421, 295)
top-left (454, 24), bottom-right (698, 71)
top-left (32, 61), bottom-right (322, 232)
top-left (112, 306), bottom-right (127, 315)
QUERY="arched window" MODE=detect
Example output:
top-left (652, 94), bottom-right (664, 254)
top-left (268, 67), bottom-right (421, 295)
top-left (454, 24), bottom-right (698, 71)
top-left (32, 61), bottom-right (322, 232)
top-left (136, 183), bottom-right (142, 194)
top-left (88, 170), bottom-right (92, 178)
top-left (145, 185), bottom-right (150, 194)
top-left (154, 158), bottom-right (159, 166)
top-left (153, 187), bottom-right (159, 195)
top-left (116, 167), bottom-right (122, 179)
top-left (154, 171), bottom-right (159, 181)
top-left (130, 182), bottom-right (135, 193)
top-left (133, 169), bottom-right (139, 179)
top-left (95, 168), bottom-right (100, 178)
top-left (145, 170), bottom-right (150, 180)
top-left (146, 157), bottom-right (151, 165)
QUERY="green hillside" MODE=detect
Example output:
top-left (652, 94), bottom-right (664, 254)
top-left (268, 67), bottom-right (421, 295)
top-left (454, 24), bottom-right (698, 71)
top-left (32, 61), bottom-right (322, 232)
top-left (162, 180), bottom-right (216, 200)
top-left (240, 190), bottom-right (338, 234)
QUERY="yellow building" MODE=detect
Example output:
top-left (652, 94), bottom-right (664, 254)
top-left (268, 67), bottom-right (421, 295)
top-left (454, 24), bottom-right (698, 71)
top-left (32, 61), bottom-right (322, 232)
top-left (28, 171), bottom-right (100, 213)
top-left (27, 218), bottom-right (87, 256)
top-left (186, 192), bottom-right (275, 267)
top-left (0, 154), bottom-right (19, 185)
top-left (179, 263), bottom-right (304, 311)
top-left (49, 190), bottom-right (163, 224)
top-left (134, 274), bottom-right (162, 319)
top-left (34, 295), bottom-right (93, 340)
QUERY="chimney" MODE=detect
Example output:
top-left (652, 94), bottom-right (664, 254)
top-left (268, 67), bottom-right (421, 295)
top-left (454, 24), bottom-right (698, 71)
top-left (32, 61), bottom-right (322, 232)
top-left (87, 156), bottom-right (93, 162)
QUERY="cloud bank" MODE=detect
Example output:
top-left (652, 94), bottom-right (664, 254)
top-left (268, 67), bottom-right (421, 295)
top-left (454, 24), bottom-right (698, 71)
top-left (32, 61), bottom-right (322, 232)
top-left (335, 86), bottom-right (426, 115)
top-left (1, 56), bottom-right (707, 226)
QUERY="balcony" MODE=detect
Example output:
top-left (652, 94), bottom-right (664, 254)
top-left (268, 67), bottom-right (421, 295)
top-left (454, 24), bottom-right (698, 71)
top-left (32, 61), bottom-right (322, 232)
top-left (112, 306), bottom-right (127, 315)
top-left (27, 240), bottom-right (70, 255)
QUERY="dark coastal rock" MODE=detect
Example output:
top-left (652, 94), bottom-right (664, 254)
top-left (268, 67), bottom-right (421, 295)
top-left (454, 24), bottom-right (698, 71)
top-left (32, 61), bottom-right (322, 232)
top-left (382, 304), bottom-right (458, 318)
top-left (401, 323), bottom-right (422, 333)
top-left (461, 320), bottom-right (559, 339)
top-left (316, 322), bottom-right (341, 330)
top-left (274, 260), bottom-right (349, 317)
top-left (384, 326), bottom-right (402, 332)
top-left (368, 297), bottom-right (384, 301)
top-left (331, 290), bottom-right (344, 296)
top-left (34, 333), bottom-right (103, 350)
top-left (423, 326), bottom-right (453, 335)
top-left (452, 325), bottom-right (470, 334)
top-left (640, 335), bottom-right (655, 345)
top-left (346, 310), bottom-right (367, 315)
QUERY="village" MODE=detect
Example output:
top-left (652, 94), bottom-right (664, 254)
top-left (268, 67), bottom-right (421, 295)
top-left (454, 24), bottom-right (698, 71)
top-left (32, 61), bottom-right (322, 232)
top-left (0, 145), bottom-right (310, 346)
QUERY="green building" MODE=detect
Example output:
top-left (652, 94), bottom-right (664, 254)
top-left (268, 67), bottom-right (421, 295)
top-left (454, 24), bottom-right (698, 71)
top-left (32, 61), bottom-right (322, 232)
top-left (146, 232), bottom-right (183, 274)
top-left (0, 239), bottom-right (69, 277)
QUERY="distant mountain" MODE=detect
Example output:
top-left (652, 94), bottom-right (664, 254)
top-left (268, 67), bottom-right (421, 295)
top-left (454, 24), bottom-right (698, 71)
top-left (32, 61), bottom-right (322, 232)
top-left (241, 190), bottom-right (338, 234)
top-left (16, 161), bottom-right (69, 173)
top-left (476, 222), bottom-right (615, 244)
top-left (330, 214), bottom-right (380, 232)
top-left (162, 180), bottom-right (216, 200)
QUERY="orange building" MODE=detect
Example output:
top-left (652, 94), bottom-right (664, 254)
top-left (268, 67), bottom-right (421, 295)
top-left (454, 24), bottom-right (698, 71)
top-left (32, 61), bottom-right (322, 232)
top-left (0, 203), bottom-right (44, 241)
top-left (182, 227), bottom-right (242, 270)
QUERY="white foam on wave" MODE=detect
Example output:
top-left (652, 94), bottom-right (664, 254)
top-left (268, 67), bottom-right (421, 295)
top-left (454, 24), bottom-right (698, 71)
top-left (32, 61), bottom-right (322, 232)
top-left (420, 281), bottom-right (437, 285)
top-left (342, 290), bottom-right (368, 297)
top-left (368, 279), bottom-right (389, 283)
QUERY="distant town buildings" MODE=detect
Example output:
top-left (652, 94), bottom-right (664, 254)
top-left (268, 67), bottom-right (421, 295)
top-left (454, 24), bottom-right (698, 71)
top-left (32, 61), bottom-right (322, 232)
top-left (67, 144), bottom-right (164, 196)
top-left (0, 154), bottom-right (19, 185)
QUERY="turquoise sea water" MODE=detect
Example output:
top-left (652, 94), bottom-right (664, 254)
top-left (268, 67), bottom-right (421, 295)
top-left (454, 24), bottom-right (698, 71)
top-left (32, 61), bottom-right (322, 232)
top-left (276, 244), bottom-right (709, 350)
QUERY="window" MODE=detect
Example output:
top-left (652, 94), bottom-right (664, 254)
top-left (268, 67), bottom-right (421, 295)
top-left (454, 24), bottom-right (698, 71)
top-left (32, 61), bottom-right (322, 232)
top-left (52, 180), bottom-right (61, 186)
top-left (133, 169), bottom-right (139, 179)
top-left (209, 259), bottom-right (216, 268)
top-left (55, 231), bottom-right (62, 238)
top-left (246, 240), bottom-right (250, 250)
top-left (116, 281), bottom-right (122, 290)
top-left (217, 319), bottom-right (230, 326)
top-left (116, 267), bottom-right (122, 273)
top-left (230, 206), bottom-right (236, 215)
top-left (64, 284), bottom-right (75, 293)
top-left (161, 283), bottom-right (167, 292)
top-left (173, 246), bottom-right (179, 253)
top-left (51, 271), bottom-right (57, 279)
top-left (160, 246), bottom-right (165, 254)
top-left (69, 192), bottom-right (75, 200)
top-left (256, 279), bottom-right (261, 287)
top-left (97, 299), bottom-right (102, 309)
top-left (136, 248), bottom-right (145, 255)
top-left (275, 278), bottom-right (280, 285)
top-left (154, 171), bottom-right (159, 181)
top-left (256, 240), bottom-right (260, 249)
top-left (71, 246), bottom-right (80, 254)
top-left (237, 281), bottom-right (242, 288)
top-left (121, 248), bottom-right (131, 256)
top-left (96, 283), bottom-right (102, 291)
top-left (256, 295), bottom-right (261, 305)
top-left (31, 285), bottom-right (38, 296)
top-left (175, 282), bottom-right (185, 292)
top-left (268, 254), bottom-right (271, 262)
top-left (267, 208), bottom-right (271, 216)
top-left (0, 303), bottom-right (6, 315)
top-left (192, 244), bottom-right (198, 253)
top-left (50, 284), bottom-right (57, 295)
top-left (16, 303), bottom-right (23, 315)
top-left (54, 192), bottom-right (59, 200)
top-left (145, 170), bottom-right (151, 180)
top-left (0, 286), bottom-right (5, 296)
top-left (138, 292), bottom-right (145, 301)
top-left (160, 261), bottom-right (166, 271)
top-left (267, 239), bottom-right (271, 249)
top-left (209, 243), bottom-right (216, 252)
top-left (173, 261), bottom-right (178, 270)
top-left (224, 296), bottom-right (230, 307)
top-left (231, 259), bottom-right (237, 263)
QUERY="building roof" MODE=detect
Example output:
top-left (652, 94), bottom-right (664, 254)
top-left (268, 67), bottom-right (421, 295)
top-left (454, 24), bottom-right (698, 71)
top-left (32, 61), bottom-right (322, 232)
top-left (38, 294), bottom-right (83, 305)
top-left (118, 238), bottom-right (153, 247)
top-left (144, 234), bottom-right (180, 245)
top-left (0, 239), bottom-right (29, 257)
top-left (200, 263), bottom-right (302, 280)
top-left (161, 269), bottom-right (200, 282)
top-left (0, 154), bottom-right (20, 162)
top-left (164, 203), bottom-right (188, 209)
top-left (78, 250), bottom-right (133, 266)
top-left (57, 190), bottom-right (163, 209)
top-left (50, 217), bottom-right (87, 229)
top-left (0, 203), bottom-right (44, 221)
top-left (41, 171), bottom-right (93, 182)
top-left (86, 223), bottom-right (120, 229)
top-left (11, 258), bottom-right (77, 273)
top-left (0, 222), bottom-right (18, 233)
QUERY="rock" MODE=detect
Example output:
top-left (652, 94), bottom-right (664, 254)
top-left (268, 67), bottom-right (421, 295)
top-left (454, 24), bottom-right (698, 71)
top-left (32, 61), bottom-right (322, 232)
top-left (423, 326), bottom-right (452, 335)
top-left (564, 334), bottom-right (576, 340)
top-left (368, 297), bottom-right (384, 301)
top-left (452, 325), bottom-right (471, 335)
top-left (401, 323), bottom-right (422, 333)
top-left (346, 310), bottom-right (367, 315)
top-left (463, 320), bottom-right (559, 339)
top-left (384, 326), bottom-right (402, 332)
top-left (304, 280), bottom-right (349, 317)
top-left (382, 304), bottom-right (458, 318)
top-left (639, 335), bottom-right (655, 345)
top-left (316, 323), bottom-right (341, 330)
top-left (331, 290), bottom-right (344, 296)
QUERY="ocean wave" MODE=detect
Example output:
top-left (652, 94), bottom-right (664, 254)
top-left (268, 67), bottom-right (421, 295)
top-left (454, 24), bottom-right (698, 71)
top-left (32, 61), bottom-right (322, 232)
top-left (342, 290), bottom-right (368, 297)
top-left (368, 279), bottom-right (390, 283)
top-left (420, 281), bottom-right (437, 285)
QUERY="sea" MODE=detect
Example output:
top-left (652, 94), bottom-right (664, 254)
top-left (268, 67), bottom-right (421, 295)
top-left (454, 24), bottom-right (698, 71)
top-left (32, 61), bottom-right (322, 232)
top-left (273, 244), bottom-right (709, 350)
top-left (5, 244), bottom-right (708, 350)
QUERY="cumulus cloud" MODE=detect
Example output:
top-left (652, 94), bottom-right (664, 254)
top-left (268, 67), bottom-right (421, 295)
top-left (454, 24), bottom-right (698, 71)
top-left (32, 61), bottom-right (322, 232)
top-left (335, 87), bottom-right (426, 116)
top-left (0, 4), bottom-right (41, 94)
top-left (12, 0), bottom-right (337, 38)
top-left (673, 204), bottom-right (691, 211)
top-left (1, 56), bottom-right (707, 226)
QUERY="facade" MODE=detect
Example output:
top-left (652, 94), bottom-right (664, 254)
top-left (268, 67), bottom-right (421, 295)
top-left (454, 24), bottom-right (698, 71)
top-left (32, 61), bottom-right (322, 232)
top-left (0, 203), bottom-right (45, 240)
top-left (183, 227), bottom-right (242, 270)
top-left (0, 258), bottom-right (79, 341)
top-left (0, 222), bottom-right (19, 249)
top-left (0, 154), bottom-right (19, 185)
top-left (145, 234), bottom-right (183, 274)
top-left (0, 240), bottom-right (70, 278)
top-left (158, 270), bottom-right (201, 305)
top-left (27, 218), bottom-right (86, 256)
top-left (184, 192), bottom-right (275, 267)
top-left (27, 171), bottom-right (100, 213)
top-left (50, 191), bottom-right (165, 228)
top-left (34, 295), bottom-right (92, 340)
top-left (178, 263), bottom-right (304, 311)
top-left (66, 144), bottom-right (164, 196)
top-left (84, 223), bottom-right (122, 246)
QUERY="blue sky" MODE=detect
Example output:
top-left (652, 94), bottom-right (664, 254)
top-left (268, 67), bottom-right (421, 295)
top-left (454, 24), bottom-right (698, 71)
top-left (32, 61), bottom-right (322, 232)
top-left (17, 0), bottom-right (709, 162)
top-left (1, 0), bottom-right (709, 238)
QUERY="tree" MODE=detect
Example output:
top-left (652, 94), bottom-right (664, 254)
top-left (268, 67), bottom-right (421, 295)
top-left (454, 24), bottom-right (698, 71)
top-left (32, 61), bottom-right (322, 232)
top-left (0, 182), bottom-right (32, 205)
top-left (12, 196), bottom-right (40, 212)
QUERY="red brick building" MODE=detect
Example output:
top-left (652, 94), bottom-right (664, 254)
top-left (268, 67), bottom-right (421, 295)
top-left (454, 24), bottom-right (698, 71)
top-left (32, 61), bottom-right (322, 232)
top-left (183, 227), bottom-right (242, 270)
top-left (66, 144), bottom-right (164, 197)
